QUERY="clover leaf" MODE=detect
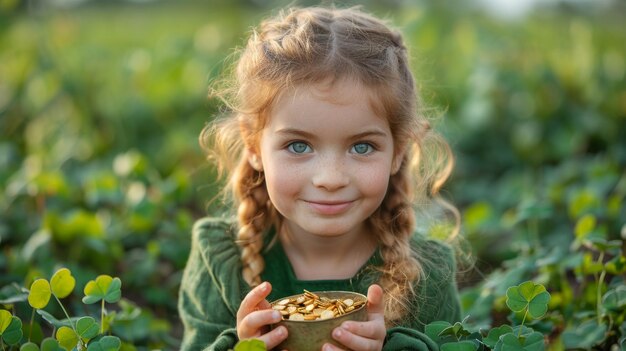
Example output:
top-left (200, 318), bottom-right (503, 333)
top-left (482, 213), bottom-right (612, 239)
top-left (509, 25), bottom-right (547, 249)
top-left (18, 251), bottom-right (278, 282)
top-left (441, 340), bottom-right (478, 351)
top-left (0, 310), bottom-right (11, 334)
top-left (0, 311), bottom-right (23, 345)
top-left (20, 342), bottom-right (40, 351)
top-left (425, 321), bottom-right (453, 344)
top-left (483, 325), bottom-right (513, 348)
top-left (40, 337), bottom-right (65, 351)
top-left (76, 316), bottom-right (99, 340)
top-left (28, 279), bottom-right (52, 310)
top-left (86, 336), bottom-right (121, 351)
top-left (602, 286), bottom-right (626, 312)
top-left (561, 320), bottom-right (607, 349)
top-left (495, 332), bottom-right (544, 351)
top-left (439, 321), bottom-right (472, 339)
top-left (506, 281), bottom-right (551, 319)
top-left (50, 268), bottom-right (76, 299)
top-left (233, 339), bottom-right (266, 351)
top-left (82, 275), bottom-right (122, 304)
top-left (605, 255), bottom-right (626, 275)
top-left (56, 326), bottom-right (79, 351)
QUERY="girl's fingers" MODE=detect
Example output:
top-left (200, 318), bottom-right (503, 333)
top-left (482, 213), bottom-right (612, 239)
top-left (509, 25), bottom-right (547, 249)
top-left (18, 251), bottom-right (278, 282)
top-left (256, 325), bottom-right (289, 350)
top-left (237, 281), bottom-right (272, 321)
top-left (330, 324), bottom-right (381, 351)
top-left (239, 309), bottom-right (283, 338)
top-left (366, 284), bottom-right (385, 322)
top-left (340, 320), bottom-right (386, 341)
top-left (322, 342), bottom-right (345, 351)
top-left (329, 286), bottom-right (386, 351)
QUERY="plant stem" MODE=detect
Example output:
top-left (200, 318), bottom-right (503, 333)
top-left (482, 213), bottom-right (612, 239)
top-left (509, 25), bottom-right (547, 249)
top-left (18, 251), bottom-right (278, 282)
top-left (54, 295), bottom-right (77, 332)
top-left (518, 309), bottom-right (528, 339)
top-left (29, 308), bottom-right (35, 341)
top-left (101, 299), bottom-right (105, 334)
top-left (596, 252), bottom-right (606, 324)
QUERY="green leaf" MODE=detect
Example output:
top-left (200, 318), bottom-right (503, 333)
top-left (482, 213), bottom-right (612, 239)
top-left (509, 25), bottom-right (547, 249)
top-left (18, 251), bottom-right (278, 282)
top-left (441, 341), bottom-right (478, 351)
top-left (562, 320), bottom-right (607, 349)
top-left (499, 332), bottom-right (544, 351)
top-left (483, 325), bottom-right (513, 348)
top-left (527, 291), bottom-right (550, 319)
top-left (56, 326), bottom-right (79, 351)
top-left (580, 253), bottom-right (604, 275)
top-left (76, 316), bottom-right (99, 340)
top-left (587, 238), bottom-right (622, 252)
top-left (1, 316), bottom-right (23, 345)
top-left (28, 279), bottom-right (52, 309)
top-left (86, 336), bottom-right (121, 351)
top-left (0, 283), bottom-right (29, 305)
top-left (233, 339), bottom-right (266, 351)
top-left (50, 268), bottom-right (76, 299)
top-left (602, 286), bottom-right (626, 312)
top-left (0, 309), bottom-right (11, 333)
top-left (20, 342), bottom-right (40, 351)
top-left (41, 337), bottom-right (65, 351)
top-left (605, 255), bottom-right (626, 275)
top-left (82, 276), bottom-right (122, 304)
top-left (440, 321), bottom-right (471, 339)
top-left (574, 214), bottom-right (596, 239)
top-left (425, 321), bottom-right (453, 344)
top-left (505, 281), bottom-right (550, 319)
top-left (36, 310), bottom-right (77, 329)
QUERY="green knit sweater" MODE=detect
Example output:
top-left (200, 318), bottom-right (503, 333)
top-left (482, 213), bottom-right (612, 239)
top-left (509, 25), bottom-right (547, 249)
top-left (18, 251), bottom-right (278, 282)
top-left (178, 217), bottom-right (462, 351)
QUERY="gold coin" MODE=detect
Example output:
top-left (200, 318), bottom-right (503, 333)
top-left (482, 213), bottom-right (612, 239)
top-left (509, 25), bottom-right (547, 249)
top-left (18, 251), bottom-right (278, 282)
top-left (272, 291), bottom-right (365, 321)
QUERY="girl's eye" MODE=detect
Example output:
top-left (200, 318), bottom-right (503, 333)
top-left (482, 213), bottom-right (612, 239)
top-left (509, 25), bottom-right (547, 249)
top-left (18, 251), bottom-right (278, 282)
top-left (351, 143), bottom-right (374, 155)
top-left (287, 142), bottom-right (312, 154)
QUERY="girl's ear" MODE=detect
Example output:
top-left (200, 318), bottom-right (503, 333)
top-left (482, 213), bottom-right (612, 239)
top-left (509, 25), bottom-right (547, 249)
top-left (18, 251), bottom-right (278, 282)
top-left (391, 148), bottom-right (406, 175)
top-left (247, 151), bottom-right (263, 172)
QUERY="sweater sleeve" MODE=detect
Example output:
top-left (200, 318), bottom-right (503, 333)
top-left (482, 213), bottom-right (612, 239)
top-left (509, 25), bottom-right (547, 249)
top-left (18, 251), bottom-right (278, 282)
top-left (178, 218), bottom-right (248, 351)
top-left (383, 328), bottom-right (439, 351)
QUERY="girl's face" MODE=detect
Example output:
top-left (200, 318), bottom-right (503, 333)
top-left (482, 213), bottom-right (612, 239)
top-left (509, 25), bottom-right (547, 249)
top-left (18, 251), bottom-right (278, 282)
top-left (251, 79), bottom-right (402, 240)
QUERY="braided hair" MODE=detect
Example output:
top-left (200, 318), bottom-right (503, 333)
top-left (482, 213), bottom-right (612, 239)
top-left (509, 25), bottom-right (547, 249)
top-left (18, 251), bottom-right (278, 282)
top-left (201, 6), bottom-right (457, 324)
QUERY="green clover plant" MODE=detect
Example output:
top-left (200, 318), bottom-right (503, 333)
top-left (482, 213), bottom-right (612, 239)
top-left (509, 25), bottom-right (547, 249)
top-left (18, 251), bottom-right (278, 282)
top-left (82, 275), bottom-right (122, 334)
top-left (0, 309), bottom-right (23, 349)
top-left (13, 268), bottom-right (124, 351)
top-left (426, 281), bottom-right (551, 351)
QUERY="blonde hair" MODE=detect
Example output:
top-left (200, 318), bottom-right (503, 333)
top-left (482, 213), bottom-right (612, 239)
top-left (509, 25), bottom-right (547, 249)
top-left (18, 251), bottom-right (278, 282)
top-left (200, 6), bottom-right (458, 324)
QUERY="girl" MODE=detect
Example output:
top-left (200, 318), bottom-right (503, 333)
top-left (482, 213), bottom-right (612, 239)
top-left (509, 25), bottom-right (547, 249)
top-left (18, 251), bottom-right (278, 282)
top-left (179, 6), bottom-right (462, 351)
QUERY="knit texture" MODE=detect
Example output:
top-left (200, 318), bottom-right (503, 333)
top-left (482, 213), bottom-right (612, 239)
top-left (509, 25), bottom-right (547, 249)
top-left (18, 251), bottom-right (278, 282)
top-left (178, 217), bottom-right (462, 351)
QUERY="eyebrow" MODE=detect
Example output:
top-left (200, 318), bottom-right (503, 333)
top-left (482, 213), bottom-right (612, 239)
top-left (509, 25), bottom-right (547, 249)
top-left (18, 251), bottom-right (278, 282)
top-left (274, 128), bottom-right (389, 140)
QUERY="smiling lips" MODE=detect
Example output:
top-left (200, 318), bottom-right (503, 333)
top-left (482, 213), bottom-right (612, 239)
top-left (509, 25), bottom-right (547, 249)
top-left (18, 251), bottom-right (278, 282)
top-left (306, 200), bottom-right (354, 215)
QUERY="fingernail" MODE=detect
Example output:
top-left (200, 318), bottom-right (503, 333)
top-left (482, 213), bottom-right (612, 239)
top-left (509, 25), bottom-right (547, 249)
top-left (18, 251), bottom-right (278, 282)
top-left (272, 311), bottom-right (281, 320)
top-left (260, 282), bottom-right (268, 291)
top-left (333, 328), bottom-right (343, 338)
top-left (277, 326), bottom-right (285, 336)
top-left (341, 322), bottom-right (352, 330)
top-left (323, 344), bottom-right (333, 351)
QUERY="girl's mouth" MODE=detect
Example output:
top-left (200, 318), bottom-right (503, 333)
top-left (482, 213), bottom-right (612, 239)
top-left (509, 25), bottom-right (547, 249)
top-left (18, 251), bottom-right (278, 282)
top-left (306, 201), bottom-right (354, 215)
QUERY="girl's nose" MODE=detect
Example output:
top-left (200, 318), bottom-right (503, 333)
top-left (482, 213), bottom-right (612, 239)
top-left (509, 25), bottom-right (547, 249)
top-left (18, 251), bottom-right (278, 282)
top-left (311, 156), bottom-right (349, 191)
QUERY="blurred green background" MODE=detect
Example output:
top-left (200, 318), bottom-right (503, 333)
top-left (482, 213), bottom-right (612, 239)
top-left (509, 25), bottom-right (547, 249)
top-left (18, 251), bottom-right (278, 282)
top-left (1, 0), bottom-right (625, 349)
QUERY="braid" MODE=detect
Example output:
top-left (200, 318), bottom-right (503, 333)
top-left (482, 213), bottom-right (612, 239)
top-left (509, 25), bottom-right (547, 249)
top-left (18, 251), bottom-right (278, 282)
top-left (370, 161), bottom-right (421, 324)
top-left (200, 5), bottom-right (461, 312)
top-left (232, 157), bottom-right (273, 287)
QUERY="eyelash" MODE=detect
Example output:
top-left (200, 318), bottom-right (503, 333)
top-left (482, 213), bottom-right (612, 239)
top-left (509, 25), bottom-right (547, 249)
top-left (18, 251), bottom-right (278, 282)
top-left (285, 141), bottom-right (378, 155)
top-left (286, 141), bottom-right (312, 154)
top-left (351, 142), bottom-right (376, 155)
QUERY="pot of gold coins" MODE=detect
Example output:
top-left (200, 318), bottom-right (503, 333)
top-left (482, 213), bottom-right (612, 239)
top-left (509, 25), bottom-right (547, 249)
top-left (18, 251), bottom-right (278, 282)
top-left (270, 290), bottom-right (367, 351)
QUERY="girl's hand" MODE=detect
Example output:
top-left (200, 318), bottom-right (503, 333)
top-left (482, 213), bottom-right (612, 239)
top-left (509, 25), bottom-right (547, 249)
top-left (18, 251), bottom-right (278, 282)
top-left (237, 281), bottom-right (288, 349)
top-left (324, 284), bottom-right (386, 351)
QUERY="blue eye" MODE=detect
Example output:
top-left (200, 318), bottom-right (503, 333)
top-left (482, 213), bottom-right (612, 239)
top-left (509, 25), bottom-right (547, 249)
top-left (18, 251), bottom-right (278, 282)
top-left (352, 143), bottom-right (373, 155)
top-left (287, 142), bottom-right (312, 154)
